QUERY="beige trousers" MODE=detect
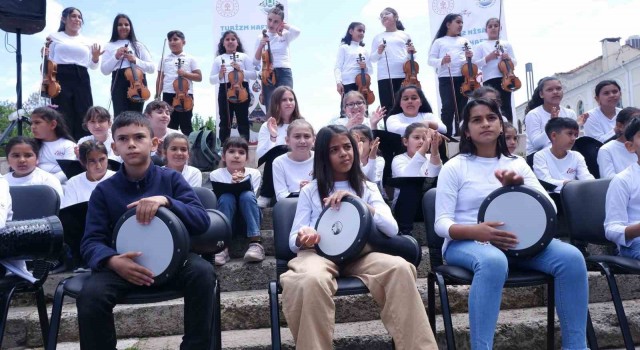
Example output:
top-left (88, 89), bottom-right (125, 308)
top-left (280, 250), bottom-right (437, 350)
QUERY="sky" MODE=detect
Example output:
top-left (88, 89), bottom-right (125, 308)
top-left (0, 0), bottom-right (639, 132)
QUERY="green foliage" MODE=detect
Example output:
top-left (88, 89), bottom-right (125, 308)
top-left (0, 98), bottom-right (36, 157)
top-left (191, 113), bottom-right (216, 132)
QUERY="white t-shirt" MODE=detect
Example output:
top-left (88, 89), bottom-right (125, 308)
top-left (386, 112), bottom-right (447, 135)
top-left (162, 165), bottom-right (202, 188)
top-left (370, 30), bottom-right (411, 80)
top-left (100, 40), bottom-right (155, 75)
top-left (272, 152), bottom-right (314, 201)
top-left (253, 26), bottom-right (301, 68)
top-left (428, 36), bottom-right (470, 78)
top-left (257, 123), bottom-right (288, 159)
top-left (583, 107), bottom-right (621, 143)
top-left (605, 162), bottom-right (640, 248)
top-left (434, 154), bottom-right (554, 254)
top-left (77, 133), bottom-right (121, 162)
top-left (361, 156), bottom-right (385, 183)
top-left (0, 175), bottom-right (12, 227)
top-left (334, 41), bottom-right (372, 85)
top-left (391, 152), bottom-right (442, 207)
top-left (38, 138), bottom-right (77, 182)
top-left (48, 31), bottom-right (98, 69)
top-left (598, 140), bottom-right (637, 179)
top-left (288, 180), bottom-right (397, 253)
top-left (524, 106), bottom-right (577, 155)
top-left (533, 148), bottom-right (594, 193)
top-left (5, 168), bottom-right (64, 199)
top-left (209, 51), bottom-right (257, 85)
top-left (160, 52), bottom-right (199, 94)
top-left (61, 170), bottom-right (116, 208)
top-left (473, 39), bottom-right (517, 81)
top-left (209, 167), bottom-right (262, 195)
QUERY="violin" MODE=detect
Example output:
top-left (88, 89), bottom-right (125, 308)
top-left (261, 29), bottom-right (276, 86)
top-left (401, 40), bottom-right (421, 89)
top-left (123, 44), bottom-right (151, 103)
top-left (460, 42), bottom-right (480, 97)
top-left (40, 40), bottom-right (61, 99)
top-left (495, 41), bottom-right (522, 92)
top-left (355, 54), bottom-right (375, 105)
top-left (227, 53), bottom-right (249, 104)
top-left (172, 58), bottom-right (194, 112)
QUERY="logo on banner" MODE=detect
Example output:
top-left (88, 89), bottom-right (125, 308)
top-left (259, 0), bottom-right (280, 14)
top-left (216, 0), bottom-right (240, 17)
top-left (476, 0), bottom-right (496, 8)
top-left (432, 0), bottom-right (454, 15)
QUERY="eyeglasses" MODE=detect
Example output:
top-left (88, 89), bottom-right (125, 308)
top-left (345, 101), bottom-right (365, 108)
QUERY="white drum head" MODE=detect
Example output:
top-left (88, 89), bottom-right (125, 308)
top-left (115, 216), bottom-right (174, 277)
top-left (482, 191), bottom-right (547, 251)
top-left (316, 201), bottom-right (363, 257)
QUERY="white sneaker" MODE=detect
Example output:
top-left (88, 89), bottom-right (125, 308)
top-left (244, 243), bottom-right (265, 262)
top-left (214, 248), bottom-right (230, 266)
top-left (257, 196), bottom-right (271, 208)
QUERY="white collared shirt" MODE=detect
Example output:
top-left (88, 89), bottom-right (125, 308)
top-left (160, 52), bottom-right (200, 94)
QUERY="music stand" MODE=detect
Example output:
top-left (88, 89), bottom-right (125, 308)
top-left (0, 30), bottom-right (29, 146)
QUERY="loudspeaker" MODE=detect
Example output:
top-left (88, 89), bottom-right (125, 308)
top-left (0, 0), bottom-right (46, 35)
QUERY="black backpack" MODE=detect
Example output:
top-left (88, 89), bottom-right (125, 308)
top-left (188, 128), bottom-right (220, 171)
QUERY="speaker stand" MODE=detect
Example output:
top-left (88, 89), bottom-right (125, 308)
top-left (0, 29), bottom-right (29, 145)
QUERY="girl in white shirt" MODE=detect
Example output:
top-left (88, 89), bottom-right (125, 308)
top-left (582, 80), bottom-right (623, 143)
top-left (162, 133), bottom-right (202, 188)
top-left (391, 123), bottom-right (442, 233)
top-left (30, 107), bottom-right (76, 183)
top-left (428, 13), bottom-right (472, 137)
top-left (334, 22), bottom-right (373, 115)
top-left (351, 124), bottom-right (384, 184)
top-left (280, 124), bottom-right (437, 349)
top-left (211, 30), bottom-right (256, 143)
top-left (503, 122), bottom-right (519, 155)
top-left (434, 98), bottom-right (588, 349)
top-left (253, 4), bottom-right (300, 110)
top-left (62, 140), bottom-right (115, 208)
top-left (101, 14), bottom-right (155, 117)
top-left (524, 77), bottom-right (580, 155)
top-left (370, 7), bottom-right (415, 120)
top-left (386, 85), bottom-right (447, 136)
top-left (47, 7), bottom-right (102, 141)
top-left (76, 106), bottom-right (119, 162)
top-left (210, 137), bottom-right (263, 265)
top-left (474, 18), bottom-right (518, 123)
top-left (4, 137), bottom-right (63, 198)
top-left (272, 120), bottom-right (315, 201)
top-left (598, 107), bottom-right (640, 178)
top-left (257, 86), bottom-right (304, 206)
top-left (334, 91), bottom-right (385, 130)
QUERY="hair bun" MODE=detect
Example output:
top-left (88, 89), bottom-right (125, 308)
top-left (275, 3), bottom-right (284, 10)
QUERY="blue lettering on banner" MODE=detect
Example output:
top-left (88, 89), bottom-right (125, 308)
top-left (220, 24), bottom-right (265, 31)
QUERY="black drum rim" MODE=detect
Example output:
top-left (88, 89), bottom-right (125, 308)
top-left (477, 185), bottom-right (556, 258)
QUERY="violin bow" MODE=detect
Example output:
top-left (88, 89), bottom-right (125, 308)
top-left (155, 39), bottom-right (167, 101)
top-left (107, 42), bottom-right (130, 111)
top-left (222, 57), bottom-right (232, 131)
top-left (447, 62), bottom-right (461, 137)
top-left (382, 39), bottom-right (395, 110)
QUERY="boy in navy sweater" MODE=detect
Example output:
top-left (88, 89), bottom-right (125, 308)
top-left (77, 111), bottom-right (214, 350)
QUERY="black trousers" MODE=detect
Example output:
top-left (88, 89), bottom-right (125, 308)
top-left (110, 69), bottom-right (146, 118)
top-left (76, 253), bottom-right (216, 350)
top-left (218, 82), bottom-right (250, 143)
top-left (438, 76), bottom-right (468, 137)
top-left (377, 78), bottom-right (404, 127)
top-left (52, 64), bottom-right (93, 141)
top-left (484, 77), bottom-right (514, 123)
top-left (338, 83), bottom-right (358, 117)
top-left (163, 93), bottom-right (194, 135)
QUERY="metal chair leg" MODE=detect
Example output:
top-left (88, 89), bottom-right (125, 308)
top-left (436, 273), bottom-right (455, 350)
top-left (35, 287), bottom-right (50, 343)
top-left (269, 281), bottom-right (282, 350)
top-left (599, 263), bottom-right (634, 350)
top-left (586, 310), bottom-right (599, 350)
top-left (546, 279), bottom-right (555, 350)
top-left (46, 279), bottom-right (69, 350)
top-left (427, 273), bottom-right (436, 335)
top-left (210, 278), bottom-right (222, 350)
top-left (0, 286), bottom-right (17, 347)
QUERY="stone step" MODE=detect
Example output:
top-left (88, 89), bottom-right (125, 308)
top-left (6, 271), bottom-right (640, 348)
top-left (20, 300), bottom-right (640, 350)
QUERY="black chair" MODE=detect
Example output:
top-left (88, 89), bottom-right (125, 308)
top-left (573, 136), bottom-right (603, 179)
top-left (268, 198), bottom-right (421, 349)
top-left (422, 188), bottom-right (555, 350)
top-left (0, 185), bottom-right (61, 348)
top-left (46, 187), bottom-right (226, 350)
top-left (562, 179), bottom-right (632, 350)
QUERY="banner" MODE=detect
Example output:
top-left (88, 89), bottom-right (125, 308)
top-left (428, 0), bottom-right (506, 46)
top-left (212, 0), bottom-right (288, 144)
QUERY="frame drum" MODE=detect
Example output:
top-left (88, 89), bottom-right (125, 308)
top-left (314, 196), bottom-right (372, 263)
top-left (478, 185), bottom-right (556, 257)
top-left (113, 207), bottom-right (190, 286)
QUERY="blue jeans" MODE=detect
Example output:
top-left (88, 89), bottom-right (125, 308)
top-left (443, 239), bottom-right (588, 350)
top-left (217, 192), bottom-right (261, 237)
top-left (619, 240), bottom-right (640, 259)
top-left (263, 68), bottom-right (293, 110)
